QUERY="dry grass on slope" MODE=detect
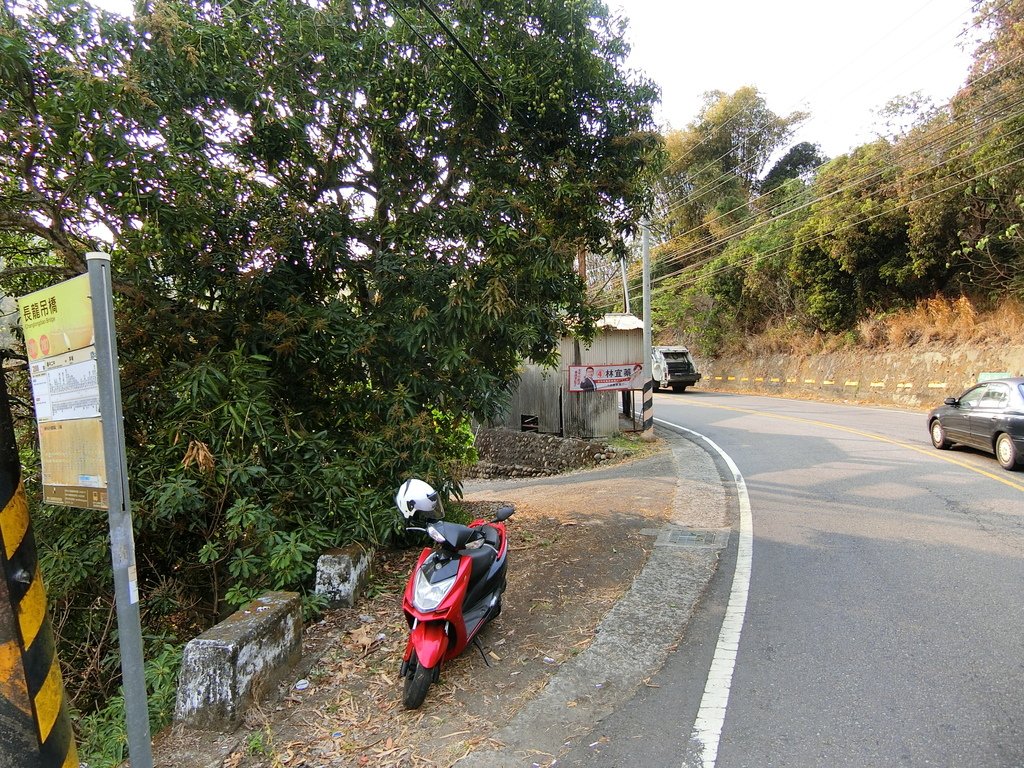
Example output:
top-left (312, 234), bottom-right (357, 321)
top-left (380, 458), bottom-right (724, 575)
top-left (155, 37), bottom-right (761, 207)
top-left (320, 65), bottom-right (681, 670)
top-left (859, 296), bottom-right (1024, 349)
top-left (726, 296), bottom-right (1024, 358)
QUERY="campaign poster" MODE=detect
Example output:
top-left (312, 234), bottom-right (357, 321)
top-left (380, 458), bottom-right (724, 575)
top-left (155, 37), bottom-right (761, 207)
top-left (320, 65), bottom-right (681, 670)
top-left (569, 363), bottom-right (645, 392)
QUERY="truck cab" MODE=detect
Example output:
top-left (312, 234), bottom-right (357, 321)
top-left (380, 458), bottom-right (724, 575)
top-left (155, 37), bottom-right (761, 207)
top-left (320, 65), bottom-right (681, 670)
top-left (652, 346), bottom-right (701, 393)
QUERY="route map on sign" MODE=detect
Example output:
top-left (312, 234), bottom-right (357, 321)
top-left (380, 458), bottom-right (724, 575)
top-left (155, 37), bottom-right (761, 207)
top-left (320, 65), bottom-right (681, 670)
top-left (29, 348), bottom-right (100, 422)
top-left (18, 275), bottom-right (108, 510)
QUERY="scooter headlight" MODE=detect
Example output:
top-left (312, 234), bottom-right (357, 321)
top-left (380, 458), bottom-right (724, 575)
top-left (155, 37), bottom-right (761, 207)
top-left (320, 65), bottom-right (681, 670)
top-left (413, 568), bottom-right (457, 612)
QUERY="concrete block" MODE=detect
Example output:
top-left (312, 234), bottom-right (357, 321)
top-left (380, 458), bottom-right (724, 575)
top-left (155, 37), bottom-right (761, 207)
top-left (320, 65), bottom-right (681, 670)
top-left (315, 544), bottom-right (373, 608)
top-left (174, 591), bottom-right (302, 732)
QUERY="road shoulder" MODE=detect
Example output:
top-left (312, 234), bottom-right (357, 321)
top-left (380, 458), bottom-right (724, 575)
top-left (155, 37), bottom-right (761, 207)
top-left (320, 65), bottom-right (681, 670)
top-left (458, 431), bottom-right (731, 767)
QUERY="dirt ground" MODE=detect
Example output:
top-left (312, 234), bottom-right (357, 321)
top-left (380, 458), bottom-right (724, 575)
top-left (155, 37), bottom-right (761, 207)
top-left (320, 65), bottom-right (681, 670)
top-left (155, 438), bottom-right (676, 768)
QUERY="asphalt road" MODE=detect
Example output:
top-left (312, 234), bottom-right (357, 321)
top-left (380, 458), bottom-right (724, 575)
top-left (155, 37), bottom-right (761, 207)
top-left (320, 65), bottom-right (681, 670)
top-left (559, 390), bottom-right (1024, 768)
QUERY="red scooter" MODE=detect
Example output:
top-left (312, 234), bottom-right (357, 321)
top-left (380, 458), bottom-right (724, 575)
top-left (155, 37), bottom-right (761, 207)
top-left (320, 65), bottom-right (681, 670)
top-left (394, 478), bottom-right (514, 709)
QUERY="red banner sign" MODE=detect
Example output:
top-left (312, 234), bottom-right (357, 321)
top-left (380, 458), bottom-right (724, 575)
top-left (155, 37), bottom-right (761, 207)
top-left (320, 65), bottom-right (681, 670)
top-left (569, 363), bottom-right (644, 392)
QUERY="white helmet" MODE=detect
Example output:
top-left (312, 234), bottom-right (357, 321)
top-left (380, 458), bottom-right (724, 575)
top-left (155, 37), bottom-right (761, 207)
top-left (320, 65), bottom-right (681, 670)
top-left (395, 478), bottom-right (443, 519)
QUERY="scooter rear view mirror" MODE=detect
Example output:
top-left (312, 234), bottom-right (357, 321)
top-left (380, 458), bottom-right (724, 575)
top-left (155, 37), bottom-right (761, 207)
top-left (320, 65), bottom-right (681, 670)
top-left (494, 505), bottom-right (515, 523)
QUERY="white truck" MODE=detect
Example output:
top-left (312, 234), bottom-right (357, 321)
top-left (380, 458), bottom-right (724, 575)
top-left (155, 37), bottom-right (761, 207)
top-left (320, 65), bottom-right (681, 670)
top-left (651, 346), bottom-right (702, 393)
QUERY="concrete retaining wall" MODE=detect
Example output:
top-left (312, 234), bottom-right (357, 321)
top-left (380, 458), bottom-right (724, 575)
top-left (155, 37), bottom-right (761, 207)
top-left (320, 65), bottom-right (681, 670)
top-left (174, 591), bottom-right (302, 731)
top-left (701, 345), bottom-right (1024, 408)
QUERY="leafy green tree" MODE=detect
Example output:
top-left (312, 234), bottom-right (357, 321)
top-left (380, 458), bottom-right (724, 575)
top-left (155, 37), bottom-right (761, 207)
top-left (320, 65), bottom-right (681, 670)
top-left (724, 179), bottom-right (813, 330)
top-left (949, 0), bottom-right (1024, 299)
top-left (0, 0), bottom-right (660, 745)
top-left (652, 87), bottom-right (805, 282)
top-left (895, 111), bottom-right (970, 294)
top-left (789, 142), bottom-right (925, 330)
top-left (760, 142), bottom-right (828, 193)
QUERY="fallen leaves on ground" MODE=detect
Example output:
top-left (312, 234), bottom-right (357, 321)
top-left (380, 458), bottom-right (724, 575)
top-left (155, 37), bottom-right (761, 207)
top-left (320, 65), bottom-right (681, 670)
top-left (216, 499), bottom-right (657, 768)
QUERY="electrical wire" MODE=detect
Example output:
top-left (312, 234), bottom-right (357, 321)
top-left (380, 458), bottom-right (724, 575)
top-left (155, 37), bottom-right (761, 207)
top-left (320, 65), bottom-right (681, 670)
top-left (655, 87), bottom-right (1024, 273)
top-left (658, 152), bottom-right (1024, 296)
top-left (592, 62), bottom-right (1024, 310)
top-left (655, 92), bottom-right (1024, 282)
top-left (658, 48), bottom-right (1024, 233)
top-left (592, 148), bottom-right (1024, 313)
top-left (652, 51), bottom-right (1024, 269)
top-left (655, 0), bottom-right (993, 203)
top-left (654, 124), bottom-right (1024, 290)
top-left (621, 146), bottom-right (1024, 314)
top-left (416, 0), bottom-right (504, 99)
top-left (379, 0), bottom-right (508, 126)
top-left (657, 39), bottom-right (1024, 231)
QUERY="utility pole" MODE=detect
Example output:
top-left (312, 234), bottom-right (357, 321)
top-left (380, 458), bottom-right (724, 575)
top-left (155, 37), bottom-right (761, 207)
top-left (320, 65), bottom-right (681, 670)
top-left (620, 256), bottom-right (631, 314)
top-left (620, 254), bottom-right (634, 419)
top-left (641, 220), bottom-right (654, 438)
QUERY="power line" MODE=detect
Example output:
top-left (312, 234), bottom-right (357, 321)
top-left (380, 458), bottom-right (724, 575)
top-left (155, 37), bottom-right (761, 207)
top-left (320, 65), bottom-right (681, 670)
top-left (593, 149), bottom-right (1024, 314)
top-left (594, 77), bottom-right (1024, 311)
top-left (416, 0), bottom-right (504, 99)
top-left (659, 44), bottom-right (1024, 230)
top-left (655, 87), bottom-right (1024, 275)
top-left (379, 0), bottom-right (507, 126)
top-left (658, 152), bottom-right (1024, 297)
top-left (668, 32), bottom-right (1022, 230)
top-left (652, 50), bottom-right (1024, 269)
top-left (653, 113), bottom-right (1024, 287)
top-left (654, 0), bottom-right (996, 206)
top-left (667, 141), bottom-right (1024, 294)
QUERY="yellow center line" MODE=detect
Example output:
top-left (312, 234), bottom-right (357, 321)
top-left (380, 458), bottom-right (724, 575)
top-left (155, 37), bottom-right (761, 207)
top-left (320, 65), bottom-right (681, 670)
top-left (674, 400), bottom-right (1024, 493)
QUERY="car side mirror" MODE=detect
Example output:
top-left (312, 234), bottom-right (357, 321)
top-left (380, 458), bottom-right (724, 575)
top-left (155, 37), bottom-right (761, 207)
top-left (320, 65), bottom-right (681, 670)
top-left (944, 397), bottom-right (957, 406)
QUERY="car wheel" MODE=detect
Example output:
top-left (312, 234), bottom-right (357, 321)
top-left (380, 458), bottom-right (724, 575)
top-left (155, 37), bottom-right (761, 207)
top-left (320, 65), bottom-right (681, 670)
top-left (995, 433), bottom-right (1019, 470)
top-left (652, 380), bottom-right (661, 392)
top-left (930, 419), bottom-right (951, 450)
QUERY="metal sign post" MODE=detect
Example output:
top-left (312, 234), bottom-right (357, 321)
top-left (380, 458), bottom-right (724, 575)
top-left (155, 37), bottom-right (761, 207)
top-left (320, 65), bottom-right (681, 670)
top-left (86, 253), bottom-right (153, 768)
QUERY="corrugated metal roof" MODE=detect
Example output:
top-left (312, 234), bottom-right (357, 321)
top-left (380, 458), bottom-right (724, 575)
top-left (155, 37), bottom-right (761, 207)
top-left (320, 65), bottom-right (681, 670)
top-left (596, 313), bottom-right (644, 331)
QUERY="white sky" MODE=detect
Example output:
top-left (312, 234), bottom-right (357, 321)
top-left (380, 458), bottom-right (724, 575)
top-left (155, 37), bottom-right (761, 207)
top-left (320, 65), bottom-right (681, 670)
top-left (89, 0), bottom-right (980, 159)
top-left (611, 0), bottom-right (980, 157)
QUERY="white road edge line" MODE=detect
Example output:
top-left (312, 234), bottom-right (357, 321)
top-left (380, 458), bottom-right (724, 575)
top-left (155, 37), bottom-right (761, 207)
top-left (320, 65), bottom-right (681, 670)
top-left (656, 419), bottom-right (753, 768)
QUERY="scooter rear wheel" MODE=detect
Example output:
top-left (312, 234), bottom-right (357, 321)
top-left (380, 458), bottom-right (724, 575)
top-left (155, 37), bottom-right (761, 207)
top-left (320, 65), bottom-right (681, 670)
top-left (403, 650), bottom-right (436, 709)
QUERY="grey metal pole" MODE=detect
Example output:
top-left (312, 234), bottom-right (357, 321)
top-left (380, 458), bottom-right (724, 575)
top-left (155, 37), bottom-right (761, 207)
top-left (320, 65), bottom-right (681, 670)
top-left (641, 221), bottom-right (654, 436)
top-left (620, 256), bottom-right (631, 314)
top-left (86, 252), bottom-right (154, 768)
top-left (642, 221), bottom-right (652, 377)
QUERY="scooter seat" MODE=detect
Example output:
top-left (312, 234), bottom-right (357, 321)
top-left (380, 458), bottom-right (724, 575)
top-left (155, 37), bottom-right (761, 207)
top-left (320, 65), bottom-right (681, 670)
top-left (463, 544), bottom-right (497, 584)
top-left (478, 525), bottom-right (501, 549)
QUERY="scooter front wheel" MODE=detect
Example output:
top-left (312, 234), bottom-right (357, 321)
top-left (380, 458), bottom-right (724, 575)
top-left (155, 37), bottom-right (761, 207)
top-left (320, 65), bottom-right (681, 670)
top-left (403, 650), bottom-right (436, 709)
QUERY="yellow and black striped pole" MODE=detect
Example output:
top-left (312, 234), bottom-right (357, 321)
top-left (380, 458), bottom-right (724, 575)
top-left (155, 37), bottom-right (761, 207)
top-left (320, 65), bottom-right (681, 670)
top-left (0, 368), bottom-right (77, 767)
top-left (642, 378), bottom-right (654, 433)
